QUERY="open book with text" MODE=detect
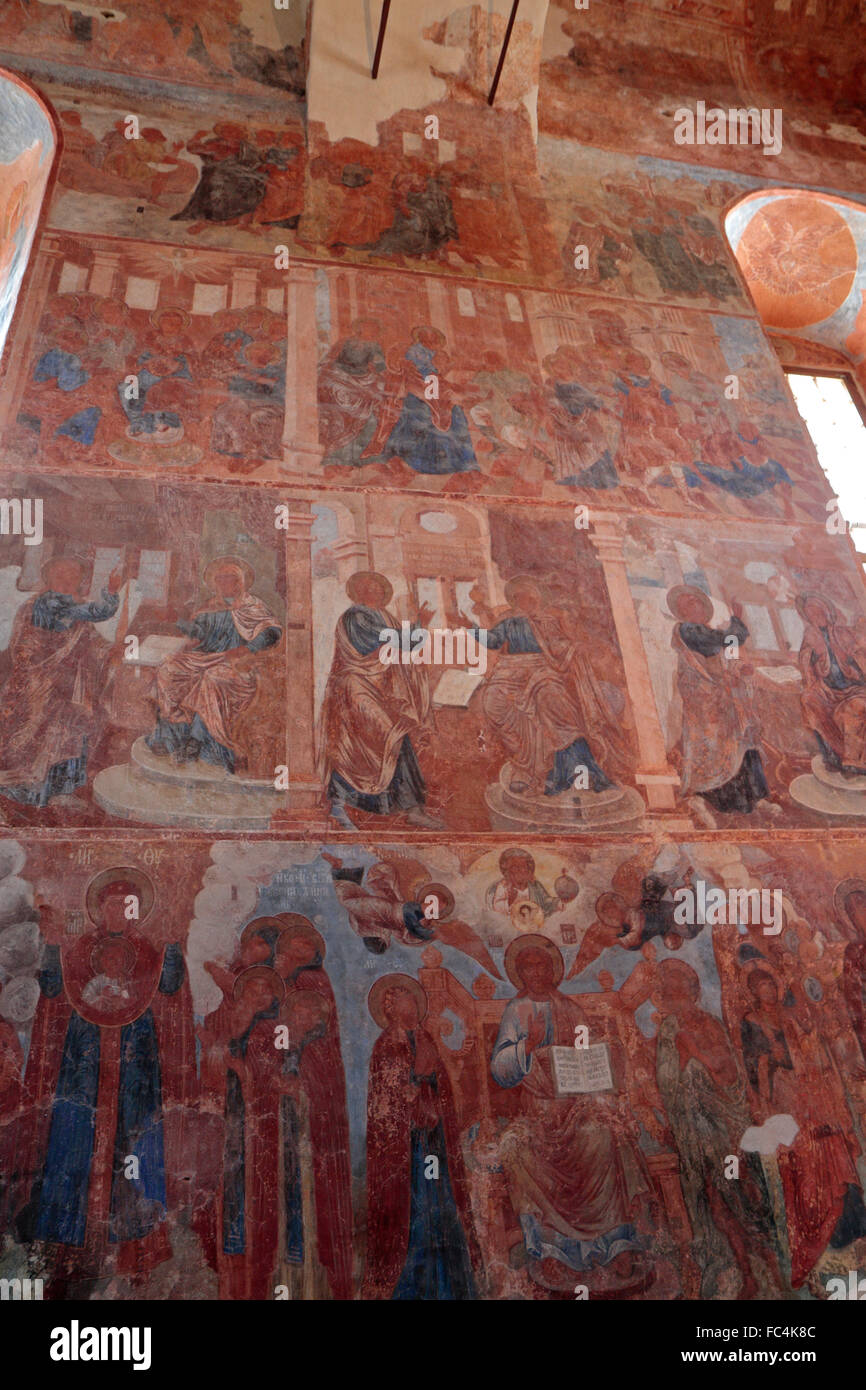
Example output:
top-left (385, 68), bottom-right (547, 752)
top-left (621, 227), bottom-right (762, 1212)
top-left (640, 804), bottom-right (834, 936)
top-left (549, 1042), bottom-right (614, 1096)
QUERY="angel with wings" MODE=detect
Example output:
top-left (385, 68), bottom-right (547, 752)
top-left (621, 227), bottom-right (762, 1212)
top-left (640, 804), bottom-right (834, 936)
top-left (322, 852), bottom-right (501, 979)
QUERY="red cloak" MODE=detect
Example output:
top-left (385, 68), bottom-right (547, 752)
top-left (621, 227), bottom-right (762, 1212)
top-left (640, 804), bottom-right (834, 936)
top-left (286, 967), bottom-right (354, 1300)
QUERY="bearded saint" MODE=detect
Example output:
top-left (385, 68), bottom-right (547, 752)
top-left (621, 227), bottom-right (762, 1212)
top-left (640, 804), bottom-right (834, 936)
top-left (317, 318), bottom-right (386, 468)
top-left (471, 576), bottom-right (625, 798)
top-left (316, 570), bottom-right (441, 828)
top-left (491, 936), bottom-right (651, 1281)
top-left (147, 556), bottom-right (281, 773)
top-left (668, 584), bottom-right (770, 816)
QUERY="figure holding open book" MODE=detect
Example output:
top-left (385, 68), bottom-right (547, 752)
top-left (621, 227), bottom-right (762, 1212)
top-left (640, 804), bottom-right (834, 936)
top-left (490, 935), bottom-right (652, 1291)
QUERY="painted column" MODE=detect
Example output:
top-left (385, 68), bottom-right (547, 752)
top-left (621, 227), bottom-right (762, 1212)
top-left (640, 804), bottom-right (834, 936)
top-left (589, 513), bottom-right (680, 812)
top-left (230, 264), bottom-right (259, 311)
top-left (88, 249), bottom-right (122, 299)
top-left (273, 498), bottom-right (329, 826)
top-left (283, 264), bottom-right (324, 474)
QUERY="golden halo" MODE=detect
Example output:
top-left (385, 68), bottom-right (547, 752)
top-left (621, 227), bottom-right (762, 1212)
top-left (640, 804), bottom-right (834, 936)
top-left (415, 882), bottom-right (455, 922)
top-left (239, 915), bottom-right (290, 949)
top-left (85, 866), bottom-right (154, 927)
top-left (150, 306), bottom-right (191, 331)
top-left (595, 891), bottom-right (629, 925)
top-left (241, 912), bottom-right (325, 960)
top-left (795, 591), bottom-right (838, 624)
top-left (498, 847), bottom-right (536, 874)
top-left (232, 964), bottom-right (286, 1003)
top-left (345, 570), bottom-right (393, 606)
top-left (410, 324), bottom-right (446, 347)
top-left (90, 937), bottom-right (137, 977)
top-left (274, 913), bottom-right (326, 960)
top-left (666, 585), bottom-right (713, 623)
top-left (203, 555), bottom-right (254, 592)
top-left (504, 934), bottom-right (564, 990)
top-left (367, 973), bottom-right (427, 1028)
top-left (656, 956), bottom-right (701, 998)
top-left (834, 877), bottom-right (866, 935)
top-left (41, 554), bottom-right (88, 590)
top-left (504, 574), bottom-right (542, 607)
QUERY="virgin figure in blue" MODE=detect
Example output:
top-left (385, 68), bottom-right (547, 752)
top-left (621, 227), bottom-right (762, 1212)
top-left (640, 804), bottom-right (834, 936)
top-left (363, 974), bottom-right (481, 1299)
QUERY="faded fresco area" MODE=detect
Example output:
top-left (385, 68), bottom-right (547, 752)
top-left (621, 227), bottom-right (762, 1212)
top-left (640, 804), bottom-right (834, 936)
top-left (0, 475), bottom-right (287, 829)
top-left (50, 98), bottom-right (307, 253)
top-left (3, 237), bottom-right (290, 481)
top-left (1, 0), bottom-right (866, 1308)
top-left (312, 267), bottom-right (823, 516)
top-left (0, 1), bottom-right (308, 99)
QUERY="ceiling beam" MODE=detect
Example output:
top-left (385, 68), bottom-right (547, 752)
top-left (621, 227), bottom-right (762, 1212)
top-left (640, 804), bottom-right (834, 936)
top-left (488, 0), bottom-right (519, 106)
top-left (371, 0), bottom-right (391, 78)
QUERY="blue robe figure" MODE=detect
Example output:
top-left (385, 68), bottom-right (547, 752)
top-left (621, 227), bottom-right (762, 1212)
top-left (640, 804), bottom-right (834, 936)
top-left (473, 615), bottom-right (616, 796)
top-left (364, 990), bottom-right (479, 1300)
top-left (117, 352), bottom-right (191, 439)
top-left (324, 603), bottom-right (428, 816)
top-left (147, 599), bottom-right (280, 773)
top-left (381, 342), bottom-right (479, 475)
top-left (0, 583), bottom-right (118, 806)
top-left (19, 891), bottom-right (193, 1291)
top-left (33, 349), bottom-right (102, 445)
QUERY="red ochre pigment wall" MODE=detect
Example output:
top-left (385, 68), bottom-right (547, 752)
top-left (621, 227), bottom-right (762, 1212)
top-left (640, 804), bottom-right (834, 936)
top-left (1, 0), bottom-right (866, 1303)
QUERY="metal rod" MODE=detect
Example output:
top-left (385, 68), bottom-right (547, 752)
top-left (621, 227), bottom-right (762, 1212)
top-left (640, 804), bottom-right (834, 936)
top-left (371, 0), bottom-right (391, 78)
top-left (487, 0), bottom-right (519, 106)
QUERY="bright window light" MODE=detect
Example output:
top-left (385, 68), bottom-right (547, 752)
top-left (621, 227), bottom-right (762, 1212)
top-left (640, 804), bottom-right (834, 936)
top-left (787, 372), bottom-right (866, 552)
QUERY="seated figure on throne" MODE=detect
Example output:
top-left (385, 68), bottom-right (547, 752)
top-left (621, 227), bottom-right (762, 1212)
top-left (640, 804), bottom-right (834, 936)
top-left (490, 935), bottom-right (652, 1292)
top-left (147, 556), bottom-right (281, 774)
top-left (469, 577), bottom-right (625, 799)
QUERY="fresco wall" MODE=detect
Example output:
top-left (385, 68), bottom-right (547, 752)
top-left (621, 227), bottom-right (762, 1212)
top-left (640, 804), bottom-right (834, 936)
top-left (1, 0), bottom-right (866, 1303)
top-left (4, 831), bottom-right (866, 1301)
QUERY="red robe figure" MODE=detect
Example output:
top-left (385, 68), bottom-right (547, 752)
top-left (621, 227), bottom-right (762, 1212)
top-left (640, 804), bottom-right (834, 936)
top-left (0, 994), bottom-right (23, 1230)
top-left (273, 915), bottom-right (354, 1300)
top-left (18, 866), bottom-right (195, 1294)
top-left (837, 879), bottom-right (866, 1063)
top-left (363, 973), bottom-right (481, 1300)
top-left (216, 965), bottom-right (291, 1300)
top-left (209, 913), bottom-right (353, 1300)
